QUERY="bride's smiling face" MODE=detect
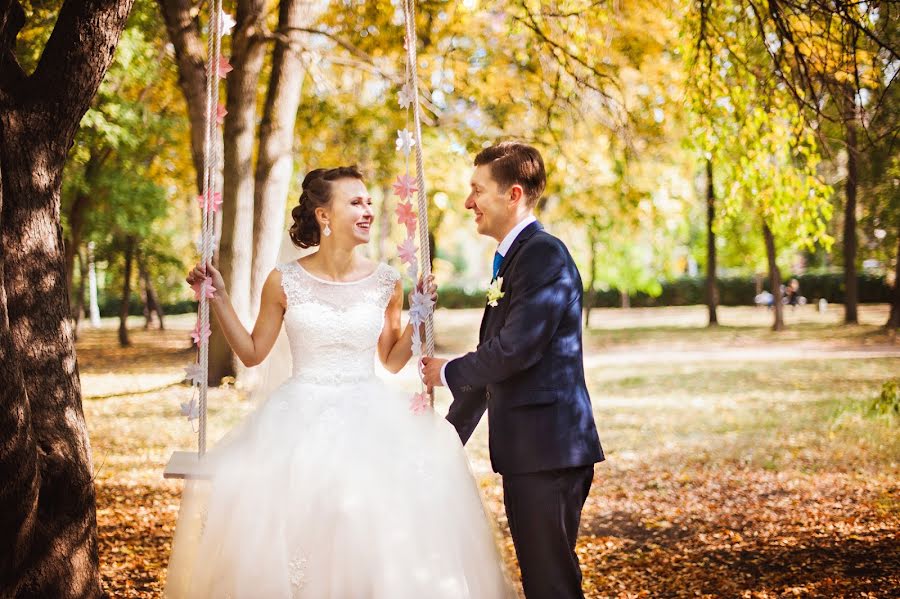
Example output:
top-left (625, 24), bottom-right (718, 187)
top-left (318, 178), bottom-right (374, 245)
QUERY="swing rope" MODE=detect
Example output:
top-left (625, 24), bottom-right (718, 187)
top-left (402, 0), bottom-right (436, 363)
top-left (197, 0), bottom-right (224, 456)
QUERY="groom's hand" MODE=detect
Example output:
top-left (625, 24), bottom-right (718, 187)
top-left (420, 356), bottom-right (447, 388)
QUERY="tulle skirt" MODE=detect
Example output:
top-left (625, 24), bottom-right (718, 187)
top-left (164, 376), bottom-right (512, 598)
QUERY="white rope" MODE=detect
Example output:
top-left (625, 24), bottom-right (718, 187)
top-left (197, 0), bottom-right (223, 456)
top-left (402, 0), bottom-right (436, 363)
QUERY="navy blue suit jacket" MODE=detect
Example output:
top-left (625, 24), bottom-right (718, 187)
top-left (445, 221), bottom-right (604, 475)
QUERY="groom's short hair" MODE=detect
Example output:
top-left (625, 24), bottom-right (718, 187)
top-left (474, 142), bottom-right (546, 208)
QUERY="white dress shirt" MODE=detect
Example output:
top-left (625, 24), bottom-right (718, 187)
top-left (439, 215), bottom-right (537, 387)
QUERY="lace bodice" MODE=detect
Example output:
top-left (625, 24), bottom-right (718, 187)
top-left (275, 261), bottom-right (401, 385)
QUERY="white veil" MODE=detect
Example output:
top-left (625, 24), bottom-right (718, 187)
top-left (247, 229), bottom-right (310, 404)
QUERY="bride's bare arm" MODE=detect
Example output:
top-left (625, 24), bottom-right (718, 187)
top-left (378, 276), bottom-right (436, 374)
top-left (187, 263), bottom-right (285, 367)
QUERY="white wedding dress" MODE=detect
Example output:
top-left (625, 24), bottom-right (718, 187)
top-left (165, 261), bottom-right (512, 598)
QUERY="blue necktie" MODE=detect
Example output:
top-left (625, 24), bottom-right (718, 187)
top-left (492, 252), bottom-right (503, 280)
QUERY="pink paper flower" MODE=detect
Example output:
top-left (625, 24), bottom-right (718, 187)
top-left (397, 237), bottom-right (417, 265)
top-left (216, 103), bottom-right (228, 125)
top-left (218, 56), bottom-right (233, 79)
top-left (191, 276), bottom-right (216, 300)
top-left (197, 191), bottom-right (223, 213)
top-left (395, 201), bottom-right (417, 230)
top-left (409, 391), bottom-right (430, 414)
top-left (191, 320), bottom-right (211, 345)
top-left (392, 174), bottom-right (418, 200)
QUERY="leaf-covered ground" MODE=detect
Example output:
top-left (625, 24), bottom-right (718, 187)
top-left (80, 306), bottom-right (900, 598)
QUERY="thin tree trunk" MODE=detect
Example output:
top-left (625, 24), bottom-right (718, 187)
top-left (119, 236), bottom-right (135, 347)
top-left (138, 250), bottom-right (164, 330)
top-left (87, 241), bottom-right (101, 327)
top-left (73, 247), bottom-right (87, 337)
top-left (763, 221), bottom-right (785, 331)
top-left (250, 0), bottom-right (318, 318)
top-left (64, 151), bottom-right (107, 305)
top-left (705, 158), bottom-right (718, 326)
top-left (620, 290), bottom-right (630, 309)
top-left (887, 231), bottom-right (900, 330)
top-left (0, 1), bottom-right (134, 595)
top-left (585, 230), bottom-right (598, 328)
top-left (842, 93), bottom-right (859, 325)
top-left (209, 0), bottom-right (267, 384)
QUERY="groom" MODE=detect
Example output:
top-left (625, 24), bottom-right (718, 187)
top-left (422, 141), bottom-right (604, 599)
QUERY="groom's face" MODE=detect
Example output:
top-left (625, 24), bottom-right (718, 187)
top-left (466, 165), bottom-right (511, 241)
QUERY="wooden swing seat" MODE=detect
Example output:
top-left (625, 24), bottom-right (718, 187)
top-left (163, 450), bottom-right (214, 479)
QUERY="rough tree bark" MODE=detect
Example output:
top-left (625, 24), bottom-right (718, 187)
top-left (763, 221), bottom-right (785, 331)
top-left (705, 158), bottom-right (718, 327)
top-left (0, 0), bottom-right (135, 596)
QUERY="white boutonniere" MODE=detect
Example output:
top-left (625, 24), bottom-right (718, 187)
top-left (486, 277), bottom-right (505, 307)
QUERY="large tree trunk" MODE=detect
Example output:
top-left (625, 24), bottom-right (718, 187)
top-left (118, 236), bottom-right (135, 347)
top-left (842, 92), bottom-right (860, 325)
top-left (249, 0), bottom-right (315, 319)
top-left (209, 0), bottom-right (267, 384)
top-left (156, 0), bottom-right (209, 193)
top-left (763, 221), bottom-right (785, 331)
top-left (0, 137), bottom-right (40, 599)
top-left (887, 230), bottom-right (900, 330)
top-left (705, 158), bottom-right (718, 326)
top-left (0, 1), bottom-right (135, 596)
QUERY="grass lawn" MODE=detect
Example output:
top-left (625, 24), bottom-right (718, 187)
top-left (79, 304), bottom-right (899, 597)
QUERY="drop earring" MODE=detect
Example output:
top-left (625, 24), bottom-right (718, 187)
top-left (323, 223), bottom-right (332, 237)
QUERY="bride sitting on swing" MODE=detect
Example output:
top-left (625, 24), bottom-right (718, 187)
top-left (168, 166), bottom-right (511, 598)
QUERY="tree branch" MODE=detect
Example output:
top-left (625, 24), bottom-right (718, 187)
top-left (26, 0), bottom-right (135, 141)
top-left (0, 0), bottom-right (26, 93)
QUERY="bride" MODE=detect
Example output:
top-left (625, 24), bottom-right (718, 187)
top-left (167, 166), bottom-right (512, 598)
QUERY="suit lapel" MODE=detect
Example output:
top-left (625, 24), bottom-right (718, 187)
top-left (479, 221), bottom-right (543, 342)
top-left (496, 221), bottom-right (542, 281)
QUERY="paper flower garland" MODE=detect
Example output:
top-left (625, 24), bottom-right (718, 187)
top-left (393, 39), bottom-right (433, 414)
top-left (181, 12), bottom-right (236, 422)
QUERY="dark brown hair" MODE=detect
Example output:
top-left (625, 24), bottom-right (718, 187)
top-left (290, 165), bottom-right (364, 248)
top-left (473, 141), bottom-right (546, 208)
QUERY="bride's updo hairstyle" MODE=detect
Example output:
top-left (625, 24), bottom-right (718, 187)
top-left (290, 165), bottom-right (364, 249)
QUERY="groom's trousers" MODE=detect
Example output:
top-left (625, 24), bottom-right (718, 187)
top-left (502, 465), bottom-right (594, 599)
